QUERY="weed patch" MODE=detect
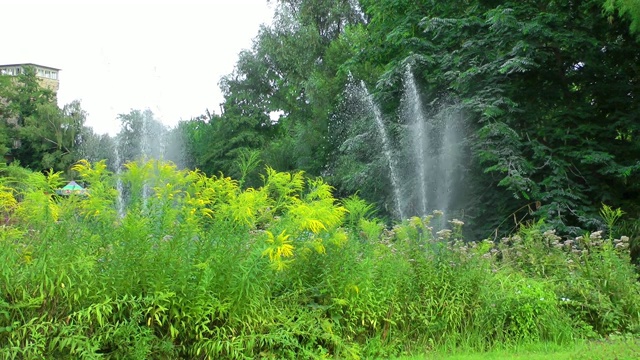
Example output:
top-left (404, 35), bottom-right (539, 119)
top-left (0, 160), bottom-right (638, 358)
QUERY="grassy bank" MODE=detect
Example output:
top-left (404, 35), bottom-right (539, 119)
top-left (399, 336), bottom-right (640, 359)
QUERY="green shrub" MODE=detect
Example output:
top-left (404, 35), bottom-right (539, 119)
top-left (1, 160), bottom-right (638, 359)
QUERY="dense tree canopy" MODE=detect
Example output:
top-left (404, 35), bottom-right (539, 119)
top-left (2, 1), bottom-right (639, 239)
top-left (181, 0), bottom-right (640, 238)
top-left (0, 67), bottom-right (88, 172)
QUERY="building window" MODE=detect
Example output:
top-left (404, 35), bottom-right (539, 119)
top-left (0, 65), bottom-right (59, 78)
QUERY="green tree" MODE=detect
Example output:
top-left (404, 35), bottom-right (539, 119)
top-left (175, 114), bottom-right (213, 172)
top-left (0, 74), bottom-right (12, 158)
top-left (203, 0), bottom-right (640, 234)
top-left (1, 67), bottom-right (87, 172)
top-left (5, 66), bottom-right (55, 125)
top-left (78, 127), bottom-right (117, 171)
top-left (13, 100), bottom-right (86, 171)
top-left (193, 0), bottom-right (365, 179)
top-left (1, 67), bottom-right (55, 165)
top-left (163, 124), bottom-right (192, 169)
top-left (358, 0), bottom-right (640, 233)
top-left (115, 109), bottom-right (167, 164)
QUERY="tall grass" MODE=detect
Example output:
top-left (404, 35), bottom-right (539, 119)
top-left (0, 160), bottom-right (638, 359)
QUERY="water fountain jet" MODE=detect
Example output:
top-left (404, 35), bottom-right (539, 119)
top-left (360, 81), bottom-right (405, 219)
top-left (399, 66), bottom-right (467, 219)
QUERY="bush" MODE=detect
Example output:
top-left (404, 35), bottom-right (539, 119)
top-left (0, 160), bottom-right (638, 359)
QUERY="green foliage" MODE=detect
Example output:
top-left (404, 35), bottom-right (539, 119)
top-left (199, 0), bottom-right (640, 237)
top-left (116, 109), bottom-right (167, 163)
top-left (235, 148), bottom-right (262, 188)
top-left (78, 128), bottom-right (117, 171)
top-left (15, 101), bottom-right (85, 171)
top-left (601, 204), bottom-right (625, 239)
top-left (604, 0), bottom-right (640, 35)
top-left (342, 194), bottom-right (376, 228)
top-left (495, 221), bottom-right (639, 336)
top-left (1, 161), bottom-right (638, 359)
top-left (1, 67), bottom-right (89, 173)
top-left (346, 0), bottom-right (640, 233)
top-left (181, 0), bottom-right (367, 183)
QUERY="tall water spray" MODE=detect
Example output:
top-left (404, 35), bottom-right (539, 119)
top-left (113, 137), bottom-right (126, 218)
top-left (360, 81), bottom-right (405, 219)
top-left (404, 67), bottom-right (431, 215)
top-left (333, 72), bottom-right (466, 220)
top-left (437, 108), bottom-right (463, 216)
top-left (111, 108), bottom-right (174, 217)
top-left (399, 66), bottom-right (466, 218)
top-left (141, 113), bottom-right (152, 209)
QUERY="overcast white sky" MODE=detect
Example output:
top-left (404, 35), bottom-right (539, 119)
top-left (0, 0), bottom-right (274, 135)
